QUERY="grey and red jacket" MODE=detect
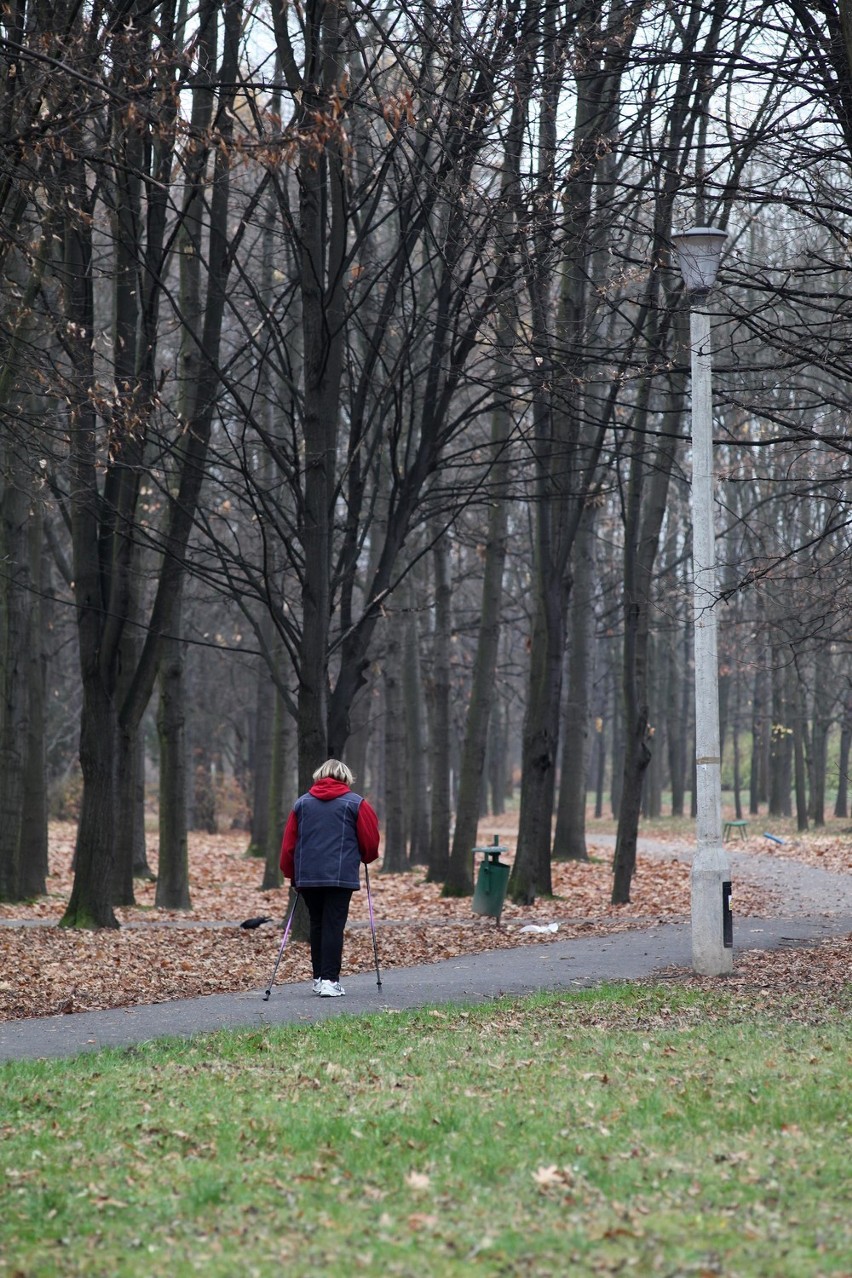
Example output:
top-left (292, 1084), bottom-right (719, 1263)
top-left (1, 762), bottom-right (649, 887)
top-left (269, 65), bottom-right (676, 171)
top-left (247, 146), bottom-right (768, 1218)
top-left (279, 778), bottom-right (380, 890)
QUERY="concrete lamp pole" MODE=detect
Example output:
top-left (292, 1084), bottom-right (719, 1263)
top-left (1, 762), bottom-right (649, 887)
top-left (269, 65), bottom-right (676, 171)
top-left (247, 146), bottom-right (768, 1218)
top-left (671, 226), bottom-right (733, 977)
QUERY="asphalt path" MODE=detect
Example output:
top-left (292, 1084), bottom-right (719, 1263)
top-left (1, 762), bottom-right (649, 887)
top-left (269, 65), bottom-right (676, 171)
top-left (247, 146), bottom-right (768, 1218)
top-left (1, 842), bottom-right (849, 1063)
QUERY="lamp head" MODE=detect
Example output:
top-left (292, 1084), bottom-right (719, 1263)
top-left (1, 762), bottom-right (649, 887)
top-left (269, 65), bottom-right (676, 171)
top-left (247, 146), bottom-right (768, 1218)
top-left (671, 226), bottom-right (727, 298)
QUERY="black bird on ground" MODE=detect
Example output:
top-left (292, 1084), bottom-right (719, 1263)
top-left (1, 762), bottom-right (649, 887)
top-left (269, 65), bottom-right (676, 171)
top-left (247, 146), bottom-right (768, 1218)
top-left (240, 915), bottom-right (273, 930)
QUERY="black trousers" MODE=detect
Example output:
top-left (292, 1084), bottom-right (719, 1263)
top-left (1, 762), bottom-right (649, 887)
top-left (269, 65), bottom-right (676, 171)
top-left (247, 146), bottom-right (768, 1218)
top-left (300, 887), bottom-right (354, 982)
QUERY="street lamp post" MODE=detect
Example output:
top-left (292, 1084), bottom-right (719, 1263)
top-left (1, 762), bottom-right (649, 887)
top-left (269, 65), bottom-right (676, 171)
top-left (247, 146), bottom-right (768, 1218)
top-left (671, 227), bottom-right (733, 977)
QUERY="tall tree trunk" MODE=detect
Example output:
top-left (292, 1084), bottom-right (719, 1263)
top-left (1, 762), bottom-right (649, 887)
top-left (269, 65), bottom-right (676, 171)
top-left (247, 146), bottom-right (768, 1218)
top-left (593, 693), bottom-right (606, 821)
top-left (667, 619), bottom-right (687, 817)
top-left (403, 583), bottom-right (430, 865)
top-left (553, 507), bottom-right (596, 861)
top-left (156, 617), bottom-right (191, 910)
top-left (768, 647), bottom-right (792, 817)
top-left (834, 690), bottom-right (851, 818)
top-left (292, 0), bottom-right (347, 783)
top-left (381, 615), bottom-right (408, 873)
top-left (644, 633), bottom-right (663, 820)
top-left (261, 665), bottom-right (289, 891)
top-left (62, 146), bottom-right (119, 930)
top-left (609, 643), bottom-right (623, 819)
top-left (0, 435), bottom-right (29, 901)
top-left (749, 658), bottom-right (765, 814)
top-left (810, 649), bottom-right (831, 827)
top-left (18, 503), bottom-right (48, 897)
top-left (112, 621), bottom-right (147, 904)
top-left (488, 697), bottom-right (508, 817)
top-left (427, 534), bottom-right (452, 883)
top-left (732, 663), bottom-right (744, 821)
top-left (793, 675), bottom-right (809, 833)
top-left (248, 656), bottom-right (275, 859)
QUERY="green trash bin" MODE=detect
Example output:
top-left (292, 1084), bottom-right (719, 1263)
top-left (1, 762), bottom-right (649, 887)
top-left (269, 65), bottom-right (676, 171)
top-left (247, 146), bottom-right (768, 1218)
top-left (472, 836), bottom-right (510, 924)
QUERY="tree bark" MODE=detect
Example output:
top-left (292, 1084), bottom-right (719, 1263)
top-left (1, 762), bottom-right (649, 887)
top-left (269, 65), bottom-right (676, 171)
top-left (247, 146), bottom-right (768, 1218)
top-left (0, 433), bottom-right (29, 900)
top-left (381, 615), bottom-right (408, 873)
top-left (793, 673), bottom-right (809, 833)
top-left (261, 666), bottom-right (289, 892)
top-left (809, 648), bottom-right (831, 827)
top-left (427, 534), bottom-right (452, 883)
top-left (156, 619), bottom-right (191, 910)
top-left (834, 690), bottom-right (851, 818)
top-left (768, 646), bottom-right (792, 817)
top-left (554, 507), bottom-right (596, 861)
top-left (403, 581), bottom-right (430, 865)
top-left (248, 656), bottom-right (274, 859)
top-left (18, 503), bottom-right (48, 897)
top-left (666, 619), bottom-right (687, 817)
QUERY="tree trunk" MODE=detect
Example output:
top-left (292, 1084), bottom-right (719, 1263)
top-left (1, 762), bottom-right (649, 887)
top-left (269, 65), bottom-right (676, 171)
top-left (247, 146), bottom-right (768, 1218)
top-left (510, 580), bottom-right (565, 902)
top-left (248, 657), bottom-right (274, 859)
top-left (644, 633), bottom-right (663, 820)
top-left (427, 533), bottom-right (452, 883)
top-left (18, 505), bottom-right (48, 897)
top-left (113, 619), bottom-right (148, 902)
top-left (553, 507), bottom-right (596, 860)
top-left (749, 659), bottom-right (765, 814)
top-left (64, 679), bottom-right (120, 929)
top-left (834, 691), bottom-right (851, 818)
top-left (261, 672), bottom-right (289, 892)
top-left (793, 676), bottom-right (809, 833)
top-left (381, 615), bottom-right (408, 873)
top-left (768, 648), bottom-right (792, 817)
top-left (61, 147), bottom-right (119, 930)
top-left (112, 723), bottom-right (142, 904)
top-left (665, 619), bottom-right (685, 818)
top-left (293, 0), bottom-right (347, 783)
top-left (732, 664), bottom-right (743, 821)
top-left (488, 697), bottom-right (508, 818)
top-left (403, 583), bottom-right (430, 865)
top-left (156, 624), bottom-right (191, 910)
top-left (609, 644), bottom-right (623, 819)
top-left (810, 650), bottom-right (831, 827)
top-left (593, 693), bottom-right (606, 821)
top-left (0, 435), bottom-right (29, 901)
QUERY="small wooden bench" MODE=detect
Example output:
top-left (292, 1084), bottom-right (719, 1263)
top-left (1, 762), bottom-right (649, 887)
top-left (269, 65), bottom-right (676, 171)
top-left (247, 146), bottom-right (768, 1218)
top-left (723, 819), bottom-right (749, 841)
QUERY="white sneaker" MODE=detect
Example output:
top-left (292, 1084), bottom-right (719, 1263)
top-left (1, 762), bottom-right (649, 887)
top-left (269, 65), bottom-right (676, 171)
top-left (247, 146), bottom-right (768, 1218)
top-left (319, 980), bottom-right (345, 998)
top-left (312, 978), bottom-right (323, 995)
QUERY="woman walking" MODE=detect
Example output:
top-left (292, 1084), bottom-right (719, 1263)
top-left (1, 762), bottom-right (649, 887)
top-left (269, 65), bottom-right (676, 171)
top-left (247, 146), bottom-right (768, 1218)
top-left (280, 759), bottom-right (380, 997)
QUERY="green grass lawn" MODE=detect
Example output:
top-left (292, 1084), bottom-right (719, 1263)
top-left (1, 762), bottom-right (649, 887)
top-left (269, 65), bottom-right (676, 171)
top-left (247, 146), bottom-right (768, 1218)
top-left (1, 985), bottom-right (849, 1277)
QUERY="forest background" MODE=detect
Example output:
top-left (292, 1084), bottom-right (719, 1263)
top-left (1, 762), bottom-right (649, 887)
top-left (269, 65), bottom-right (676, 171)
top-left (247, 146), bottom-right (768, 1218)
top-left (1, 0), bottom-right (852, 939)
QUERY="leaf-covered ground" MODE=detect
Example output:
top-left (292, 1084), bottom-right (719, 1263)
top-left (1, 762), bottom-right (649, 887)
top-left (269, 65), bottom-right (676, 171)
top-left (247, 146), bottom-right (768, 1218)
top-left (0, 820), bottom-right (848, 1022)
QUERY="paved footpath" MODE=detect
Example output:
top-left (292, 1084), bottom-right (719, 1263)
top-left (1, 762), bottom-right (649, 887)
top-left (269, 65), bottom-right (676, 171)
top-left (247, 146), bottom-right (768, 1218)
top-left (1, 845), bottom-right (850, 1064)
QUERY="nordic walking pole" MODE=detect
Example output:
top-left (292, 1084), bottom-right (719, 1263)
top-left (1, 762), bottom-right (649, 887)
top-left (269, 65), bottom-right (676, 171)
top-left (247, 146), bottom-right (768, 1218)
top-left (262, 892), bottom-right (299, 1001)
top-left (364, 864), bottom-right (382, 990)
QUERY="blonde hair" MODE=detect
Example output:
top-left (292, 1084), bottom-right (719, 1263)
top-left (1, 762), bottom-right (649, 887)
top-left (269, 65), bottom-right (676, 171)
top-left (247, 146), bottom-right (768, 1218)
top-left (312, 758), bottom-right (354, 786)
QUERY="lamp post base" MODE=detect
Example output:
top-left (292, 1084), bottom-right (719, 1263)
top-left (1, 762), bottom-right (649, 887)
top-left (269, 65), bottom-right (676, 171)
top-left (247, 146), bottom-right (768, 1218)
top-left (691, 844), bottom-right (733, 975)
